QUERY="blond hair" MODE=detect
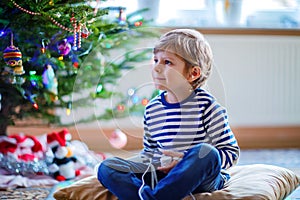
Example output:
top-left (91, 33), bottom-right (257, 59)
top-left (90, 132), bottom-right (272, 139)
top-left (153, 29), bottom-right (213, 88)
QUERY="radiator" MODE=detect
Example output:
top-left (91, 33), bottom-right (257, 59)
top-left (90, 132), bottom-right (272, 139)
top-left (206, 35), bottom-right (300, 126)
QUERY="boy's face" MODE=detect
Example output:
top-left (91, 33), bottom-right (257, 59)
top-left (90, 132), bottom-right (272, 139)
top-left (152, 50), bottom-right (191, 93)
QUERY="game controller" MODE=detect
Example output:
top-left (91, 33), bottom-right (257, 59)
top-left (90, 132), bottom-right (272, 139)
top-left (128, 154), bottom-right (172, 168)
top-left (159, 155), bottom-right (173, 167)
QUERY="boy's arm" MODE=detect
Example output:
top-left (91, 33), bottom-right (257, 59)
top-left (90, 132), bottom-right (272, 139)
top-left (141, 115), bottom-right (157, 157)
top-left (204, 101), bottom-right (240, 169)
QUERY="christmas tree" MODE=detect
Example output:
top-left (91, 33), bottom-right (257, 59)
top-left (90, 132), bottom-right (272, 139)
top-left (0, 0), bottom-right (157, 135)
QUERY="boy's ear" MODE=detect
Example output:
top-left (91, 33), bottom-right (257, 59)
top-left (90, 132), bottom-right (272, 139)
top-left (188, 66), bottom-right (201, 82)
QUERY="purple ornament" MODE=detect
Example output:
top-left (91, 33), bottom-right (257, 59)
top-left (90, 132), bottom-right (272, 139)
top-left (57, 39), bottom-right (71, 56)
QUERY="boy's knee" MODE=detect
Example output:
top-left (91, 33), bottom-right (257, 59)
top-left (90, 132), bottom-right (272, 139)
top-left (97, 161), bottom-right (111, 183)
top-left (97, 158), bottom-right (120, 184)
top-left (97, 157), bottom-right (132, 182)
top-left (190, 143), bottom-right (221, 165)
top-left (198, 143), bottom-right (218, 157)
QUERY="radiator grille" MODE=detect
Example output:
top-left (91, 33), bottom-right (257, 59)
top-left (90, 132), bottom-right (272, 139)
top-left (207, 35), bottom-right (300, 126)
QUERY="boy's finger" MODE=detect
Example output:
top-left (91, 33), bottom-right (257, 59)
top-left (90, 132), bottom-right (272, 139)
top-left (161, 150), bottom-right (184, 158)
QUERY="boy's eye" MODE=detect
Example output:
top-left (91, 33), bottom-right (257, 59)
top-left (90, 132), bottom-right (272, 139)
top-left (165, 60), bottom-right (172, 65)
top-left (153, 58), bottom-right (158, 63)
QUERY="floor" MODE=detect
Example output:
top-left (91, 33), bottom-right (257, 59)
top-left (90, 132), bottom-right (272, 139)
top-left (238, 148), bottom-right (300, 176)
top-left (238, 148), bottom-right (300, 200)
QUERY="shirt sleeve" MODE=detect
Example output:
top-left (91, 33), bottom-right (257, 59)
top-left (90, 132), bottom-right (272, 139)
top-left (141, 111), bottom-right (157, 157)
top-left (203, 100), bottom-right (240, 169)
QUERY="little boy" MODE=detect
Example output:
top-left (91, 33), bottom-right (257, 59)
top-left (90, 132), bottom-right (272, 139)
top-left (98, 29), bottom-right (240, 200)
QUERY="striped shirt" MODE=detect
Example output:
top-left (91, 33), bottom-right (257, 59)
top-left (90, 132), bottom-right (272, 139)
top-left (142, 88), bottom-right (240, 170)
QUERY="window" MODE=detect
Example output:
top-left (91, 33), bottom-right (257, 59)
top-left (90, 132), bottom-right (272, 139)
top-left (94, 0), bottom-right (300, 29)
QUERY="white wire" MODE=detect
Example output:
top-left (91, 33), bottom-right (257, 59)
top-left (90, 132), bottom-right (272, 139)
top-left (150, 164), bottom-right (157, 189)
top-left (189, 192), bottom-right (196, 200)
top-left (138, 161), bottom-right (152, 200)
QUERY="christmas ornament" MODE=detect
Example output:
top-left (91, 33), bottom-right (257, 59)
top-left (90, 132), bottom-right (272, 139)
top-left (109, 129), bottom-right (127, 149)
top-left (42, 64), bottom-right (58, 101)
top-left (3, 32), bottom-right (24, 75)
top-left (78, 23), bottom-right (82, 49)
top-left (70, 16), bottom-right (78, 50)
top-left (70, 16), bottom-right (83, 50)
top-left (57, 39), bottom-right (71, 56)
top-left (81, 24), bottom-right (90, 39)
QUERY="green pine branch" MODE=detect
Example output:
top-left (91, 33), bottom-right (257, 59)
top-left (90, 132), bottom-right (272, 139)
top-left (0, 0), bottom-right (158, 131)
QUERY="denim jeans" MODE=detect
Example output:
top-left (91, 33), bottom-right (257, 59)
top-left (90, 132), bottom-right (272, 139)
top-left (97, 143), bottom-right (225, 200)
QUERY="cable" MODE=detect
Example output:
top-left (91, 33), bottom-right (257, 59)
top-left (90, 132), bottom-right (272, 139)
top-left (189, 192), bottom-right (196, 200)
top-left (138, 160), bottom-right (152, 200)
top-left (150, 164), bottom-right (157, 189)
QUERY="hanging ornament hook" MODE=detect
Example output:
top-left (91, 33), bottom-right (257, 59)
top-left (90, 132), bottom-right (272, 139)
top-left (41, 39), bottom-right (46, 53)
top-left (10, 32), bottom-right (14, 47)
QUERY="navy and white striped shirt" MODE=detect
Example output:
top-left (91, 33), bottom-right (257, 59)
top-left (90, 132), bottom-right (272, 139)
top-left (142, 88), bottom-right (240, 170)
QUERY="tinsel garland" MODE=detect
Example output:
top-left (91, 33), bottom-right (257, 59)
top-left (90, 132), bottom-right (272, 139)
top-left (0, 153), bottom-right (50, 176)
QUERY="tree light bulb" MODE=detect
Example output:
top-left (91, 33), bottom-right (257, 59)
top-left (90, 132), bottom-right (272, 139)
top-left (66, 109), bottom-right (71, 116)
top-left (141, 98), bottom-right (149, 106)
top-left (134, 21), bottom-right (143, 27)
top-left (33, 103), bottom-right (39, 110)
top-left (73, 62), bottom-right (79, 68)
top-left (117, 104), bottom-right (125, 112)
top-left (66, 102), bottom-right (72, 115)
top-left (96, 84), bottom-right (103, 93)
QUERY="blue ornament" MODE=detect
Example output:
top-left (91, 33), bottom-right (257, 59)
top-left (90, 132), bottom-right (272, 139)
top-left (42, 64), bottom-right (58, 101)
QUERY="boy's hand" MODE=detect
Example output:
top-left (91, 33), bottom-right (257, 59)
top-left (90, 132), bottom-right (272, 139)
top-left (157, 150), bottom-right (184, 173)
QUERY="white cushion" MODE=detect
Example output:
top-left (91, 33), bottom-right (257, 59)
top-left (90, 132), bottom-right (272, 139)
top-left (184, 164), bottom-right (300, 200)
top-left (54, 164), bottom-right (300, 200)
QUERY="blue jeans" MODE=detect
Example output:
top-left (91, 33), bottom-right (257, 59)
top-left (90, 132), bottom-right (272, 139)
top-left (97, 143), bottom-right (225, 200)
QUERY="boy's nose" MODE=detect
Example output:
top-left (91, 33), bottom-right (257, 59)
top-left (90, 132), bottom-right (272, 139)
top-left (153, 63), bottom-right (162, 73)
